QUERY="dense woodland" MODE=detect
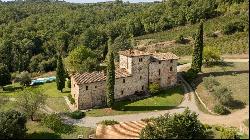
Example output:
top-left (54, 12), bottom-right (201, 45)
top-left (0, 0), bottom-right (248, 73)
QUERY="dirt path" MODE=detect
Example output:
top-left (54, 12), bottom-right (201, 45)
top-left (64, 76), bottom-right (249, 134)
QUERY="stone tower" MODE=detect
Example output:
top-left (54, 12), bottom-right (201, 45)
top-left (119, 50), bottom-right (151, 91)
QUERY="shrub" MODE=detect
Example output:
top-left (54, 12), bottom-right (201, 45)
top-left (68, 110), bottom-right (85, 119)
top-left (100, 120), bottom-right (119, 125)
top-left (140, 108), bottom-right (206, 139)
top-left (182, 68), bottom-right (198, 83)
top-left (41, 114), bottom-right (74, 134)
top-left (149, 83), bottom-right (160, 94)
top-left (202, 76), bottom-right (220, 92)
top-left (18, 71), bottom-right (31, 86)
top-left (67, 94), bottom-right (75, 104)
top-left (219, 127), bottom-right (239, 139)
top-left (67, 79), bottom-right (71, 88)
top-left (0, 110), bottom-right (27, 139)
top-left (213, 86), bottom-right (234, 106)
top-left (203, 46), bottom-right (221, 66)
top-left (223, 21), bottom-right (245, 35)
top-left (213, 104), bottom-right (230, 115)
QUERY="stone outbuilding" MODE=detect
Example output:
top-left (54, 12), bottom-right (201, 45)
top-left (71, 50), bottom-right (179, 110)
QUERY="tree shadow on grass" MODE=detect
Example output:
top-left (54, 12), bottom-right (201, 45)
top-left (112, 106), bottom-right (185, 111)
top-left (26, 132), bottom-right (61, 139)
top-left (192, 70), bottom-right (249, 89)
top-left (204, 61), bottom-right (234, 68)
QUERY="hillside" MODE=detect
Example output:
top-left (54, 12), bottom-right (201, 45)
top-left (135, 2), bottom-right (249, 57)
top-left (0, 0), bottom-right (248, 74)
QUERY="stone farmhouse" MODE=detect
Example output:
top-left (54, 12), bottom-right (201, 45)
top-left (71, 50), bottom-right (179, 110)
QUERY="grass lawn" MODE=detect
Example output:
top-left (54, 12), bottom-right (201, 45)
top-left (25, 121), bottom-right (94, 139)
top-left (194, 62), bottom-right (249, 112)
top-left (0, 100), bottom-right (18, 112)
top-left (46, 97), bottom-right (70, 112)
top-left (0, 82), bottom-right (71, 113)
top-left (86, 85), bottom-right (184, 117)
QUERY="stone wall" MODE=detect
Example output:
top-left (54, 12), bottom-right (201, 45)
top-left (72, 54), bottom-right (178, 110)
top-left (149, 59), bottom-right (177, 88)
top-left (119, 55), bottom-right (133, 74)
top-left (77, 81), bottom-right (106, 109)
top-left (71, 77), bottom-right (80, 109)
top-left (76, 74), bottom-right (149, 110)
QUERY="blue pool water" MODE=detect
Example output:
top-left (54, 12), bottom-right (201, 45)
top-left (30, 76), bottom-right (56, 85)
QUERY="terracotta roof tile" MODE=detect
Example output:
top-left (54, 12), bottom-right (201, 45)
top-left (119, 50), bottom-right (151, 57)
top-left (152, 52), bottom-right (179, 60)
top-left (72, 68), bottom-right (131, 85)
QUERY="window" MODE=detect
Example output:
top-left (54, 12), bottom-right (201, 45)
top-left (140, 76), bottom-right (142, 80)
top-left (121, 90), bottom-right (124, 95)
top-left (170, 60), bottom-right (173, 63)
top-left (95, 86), bottom-right (97, 88)
top-left (123, 79), bottom-right (125, 83)
top-left (159, 69), bottom-right (161, 75)
top-left (74, 84), bottom-right (75, 87)
top-left (159, 61), bottom-right (161, 64)
top-left (139, 58), bottom-right (143, 62)
top-left (86, 86), bottom-right (88, 90)
top-left (170, 67), bottom-right (173, 71)
top-left (142, 85), bottom-right (144, 90)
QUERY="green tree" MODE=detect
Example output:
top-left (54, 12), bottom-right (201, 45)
top-left (203, 46), bottom-right (221, 66)
top-left (29, 54), bottom-right (44, 72)
top-left (0, 63), bottom-right (11, 89)
top-left (105, 39), bottom-right (115, 107)
top-left (0, 110), bottom-right (27, 139)
top-left (213, 86), bottom-right (234, 106)
top-left (0, 39), bottom-right (13, 72)
top-left (56, 31), bottom-right (70, 56)
top-left (112, 34), bottom-right (133, 60)
top-left (64, 46), bottom-right (99, 72)
top-left (18, 71), bottom-right (31, 87)
top-left (140, 108), bottom-right (206, 139)
top-left (191, 21), bottom-right (204, 73)
top-left (16, 88), bottom-right (47, 121)
top-left (56, 55), bottom-right (66, 92)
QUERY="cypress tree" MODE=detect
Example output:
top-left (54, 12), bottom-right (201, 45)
top-left (105, 39), bottom-right (115, 107)
top-left (56, 55), bottom-right (66, 92)
top-left (0, 63), bottom-right (11, 89)
top-left (191, 21), bottom-right (204, 73)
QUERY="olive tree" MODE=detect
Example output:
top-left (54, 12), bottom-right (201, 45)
top-left (16, 88), bottom-right (47, 121)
